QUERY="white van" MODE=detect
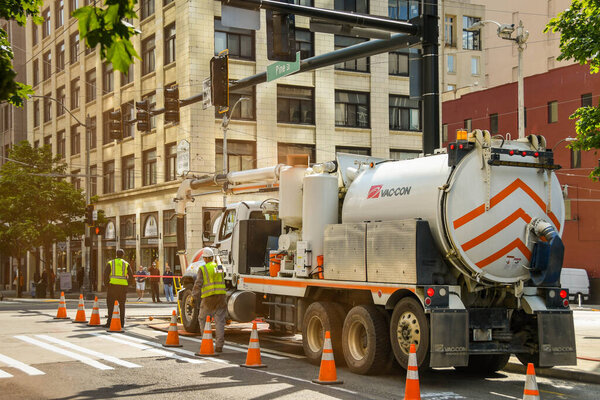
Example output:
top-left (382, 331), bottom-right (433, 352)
top-left (560, 268), bottom-right (590, 302)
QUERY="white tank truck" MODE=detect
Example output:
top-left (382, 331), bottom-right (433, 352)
top-left (174, 130), bottom-right (576, 375)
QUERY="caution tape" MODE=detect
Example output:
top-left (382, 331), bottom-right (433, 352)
top-left (133, 275), bottom-right (184, 278)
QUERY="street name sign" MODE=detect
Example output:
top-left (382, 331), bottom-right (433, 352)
top-left (267, 52), bottom-right (301, 82)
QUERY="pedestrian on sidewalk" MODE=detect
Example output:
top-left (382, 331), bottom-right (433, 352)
top-left (163, 263), bottom-right (174, 302)
top-left (149, 262), bottom-right (161, 303)
top-left (76, 267), bottom-right (84, 291)
top-left (135, 265), bottom-right (147, 301)
top-left (103, 249), bottom-right (134, 327)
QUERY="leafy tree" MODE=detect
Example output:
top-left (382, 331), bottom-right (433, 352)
top-left (0, 142), bottom-right (86, 296)
top-left (546, 0), bottom-right (600, 179)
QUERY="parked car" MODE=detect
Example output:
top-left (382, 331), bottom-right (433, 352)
top-left (560, 268), bottom-right (590, 302)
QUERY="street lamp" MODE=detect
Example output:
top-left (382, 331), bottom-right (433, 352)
top-left (552, 137), bottom-right (576, 151)
top-left (468, 20), bottom-right (529, 139)
top-left (221, 96), bottom-right (249, 207)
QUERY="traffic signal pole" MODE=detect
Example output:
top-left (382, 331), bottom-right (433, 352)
top-left (83, 114), bottom-right (94, 300)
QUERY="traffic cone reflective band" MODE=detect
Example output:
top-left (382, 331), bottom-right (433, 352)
top-left (312, 331), bottom-right (343, 385)
top-left (73, 294), bottom-right (88, 323)
top-left (241, 322), bottom-right (266, 368)
top-left (87, 297), bottom-right (101, 326)
top-left (403, 344), bottom-right (420, 400)
top-left (164, 310), bottom-right (182, 348)
top-left (196, 316), bottom-right (218, 357)
top-left (523, 363), bottom-right (540, 400)
top-left (53, 292), bottom-right (69, 319)
top-left (107, 301), bottom-right (124, 332)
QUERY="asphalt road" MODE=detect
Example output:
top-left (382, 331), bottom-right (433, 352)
top-left (0, 298), bottom-right (598, 400)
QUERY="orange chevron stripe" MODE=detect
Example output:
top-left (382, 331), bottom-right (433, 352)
top-left (475, 238), bottom-right (532, 269)
top-left (462, 208), bottom-right (532, 252)
top-left (453, 178), bottom-right (561, 231)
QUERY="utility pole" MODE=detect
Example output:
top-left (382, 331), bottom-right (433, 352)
top-left (83, 114), bottom-right (94, 299)
top-left (221, 97), bottom-right (249, 206)
top-left (516, 21), bottom-right (528, 139)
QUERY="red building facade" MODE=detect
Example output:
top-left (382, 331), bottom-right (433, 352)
top-left (443, 64), bottom-right (600, 301)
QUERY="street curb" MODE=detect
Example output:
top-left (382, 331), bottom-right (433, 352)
top-left (504, 362), bottom-right (600, 384)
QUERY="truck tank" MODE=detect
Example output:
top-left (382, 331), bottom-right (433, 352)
top-left (342, 140), bottom-right (565, 284)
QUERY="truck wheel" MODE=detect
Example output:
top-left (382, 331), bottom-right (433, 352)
top-left (456, 354), bottom-right (510, 375)
top-left (390, 297), bottom-right (430, 369)
top-left (180, 289), bottom-right (200, 333)
top-left (302, 301), bottom-right (344, 365)
top-left (342, 304), bottom-right (391, 375)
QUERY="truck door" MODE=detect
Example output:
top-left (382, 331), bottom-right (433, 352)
top-left (217, 208), bottom-right (238, 275)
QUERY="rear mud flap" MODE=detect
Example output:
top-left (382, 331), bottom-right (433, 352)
top-left (429, 310), bottom-right (469, 368)
top-left (537, 311), bottom-right (577, 366)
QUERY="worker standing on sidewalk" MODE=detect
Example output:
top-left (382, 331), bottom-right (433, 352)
top-left (191, 248), bottom-right (227, 353)
top-left (103, 249), bottom-right (135, 327)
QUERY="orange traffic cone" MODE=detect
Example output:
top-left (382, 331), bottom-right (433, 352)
top-left (195, 316), bottom-right (218, 357)
top-left (522, 363), bottom-right (540, 400)
top-left (403, 344), bottom-right (420, 400)
top-left (164, 311), bottom-right (182, 348)
top-left (87, 296), bottom-right (101, 326)
top-left (107, 301), bottom-right (124, 332)
top-left (312, 330), bottom-right (343, 385)
top-left (53, 292), bottom-right (69, 319)
top-left (73, 294), bottom-right (88, 323)
top-left (241, 321), bottom-right (266, 368)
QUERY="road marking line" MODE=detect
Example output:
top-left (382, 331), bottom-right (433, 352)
top-left (14, 335), bottom-right (113, 371)
top-left (261, 370), bottom-right (360, 396)
top-left (91, 333), bottom-right (205, 364)
top-left (35, 335), bottom-right (141, 369)
top-left (0, 353), bottom-right (45, 376)
top-left (490, 392), bottom-right (520, 399)
top-left (0, 369), bottom-right (13, 378)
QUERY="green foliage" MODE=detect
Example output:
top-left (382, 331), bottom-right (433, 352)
top-left (73, 0), bottom-right (140, 73)
top-left (0, 0), bottom-right (43, 25)
top-left (546, 0), bottom-right (600, 179)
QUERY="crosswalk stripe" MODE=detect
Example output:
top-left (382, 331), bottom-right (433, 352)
top-left (14, 335), bottom-right (113, 371)
top-left (0, 369), bottom-right (13, 378)
top-left (91, 333), bottom-right (205, 364)
top-left (0, 353), bottom-right (45, 376)
top-left (35, 335), bottom-right (141, 369)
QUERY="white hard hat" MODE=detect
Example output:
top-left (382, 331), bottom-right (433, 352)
top-left (202, 247), bottom-right (215, 258)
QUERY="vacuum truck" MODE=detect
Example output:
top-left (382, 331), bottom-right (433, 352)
top-left (174, 130), bottom-right (576, 375)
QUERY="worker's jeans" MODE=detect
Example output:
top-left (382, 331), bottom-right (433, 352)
top-left (197, 295), bottom-right (227, 349)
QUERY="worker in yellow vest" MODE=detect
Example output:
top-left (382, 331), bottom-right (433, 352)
top-left (103, 249), bottom-right (135, 327)
top-left (191, 247), bottom-right (227, 352)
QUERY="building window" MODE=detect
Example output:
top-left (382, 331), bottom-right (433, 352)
top-left (56, 42), bottom-right (65, 72)
top-left (463, 16), bottom-right (481, 50)
top-left (34, 140), bottom-right (39, 148)
top-left (581, 93), bottom-right (593, 107)
top-left (334, 0), bottom-right (368, 13)
top-left (390, 149), bottom-right (419, 160)
top-left (90, 165), bottom-right (97, 196)
top-left (70, 32), bottom-right (80, 63)
top-left (165, 142), bottom-right (177, 181)
top-left (70, 125), bottom-right (80, 155)
top-left (389, 95), bottom-right (420, 131)
top-left (121, 64), bottom-right (133, 86)
top-left (143, 92), bottom-right (157, 129)
top-left (215, 85), bottom-right (255, 120)
top-left (103, 63), bottom-right (113, 93)
top-left (143, 149), bottom-right (157, 186)
top-left (164, 23), bottom-right (176, 65)
top-left (447, 54), bottom-right (456, 73)
top-left (446, 84), bottom-right (456, 91)
top-left (43, 94), bottom-right (52, 122)
top-left (214, 18), bottom-right (254, 61)
top-left (57, 130), bottom-right (66, 158)
top-left (278, 143), bottom-right (316, 164)
top-left (32, 24), bottom-right (38, 45)
top-left (71, 169), bottom-right (81, 190)
top-left (56, 86), bottom-right (65, 116)
top-left (55, 0), bottom-right (64, 28)
top-left (335, 90), bottom-right (370, 128)
top-left (103, 160), bottom-right (115, 194)
top-left (44, 135), bottom-right (51, 147)
top-left (335, 36), bottom-right (369, 72)
top-left (336, 146), bottom-right (371, 156)
top-left (42, 8), bottom-right (51, 38)
top-left (215, 140), bottom-right (256, 173)
top-left (121, 101), bottom-right (135, 139)
top-left (141, 0), bottom-right (154, 20)
top-left (471, 56), bottom-right (479, 75)
top-left (445, 15), bottom-right (456, 46)
top-left (89, 116), bottom-right (96, 149)
top-left (43, 50), bottom-right (52, 80)
top-left (442, 124), bottom-right (448, 142)
top-left (489, 113), bottom-right (498, 133)
top-left (389, 49), bottom-right (411, 76)
top-left (548, 101), bottom-right (558, 123)
top-left (70, 78), bottom-right (80, 109)
top-left (86, 69), bottom-right (96, 102)
top-left (33, 59), bottom-right (39, 86)
top-left (277, 85), bottom-right (315, 124)
top-left (34, 100), bottom-right (40, 127)
top-left (388, 0), bottom-right (419, 20)
top-left (142, 35), bottom-right (155, 76)
top-left (103, 109), bottom-right (114, 144)
top-left (571, 149), bottom-right (581, 169)
top-left (296, 29), bottom-right (314, 59)
top-left (122, 155), bottom-right (135, 190)
top-left (70, 0), bottom-right (80, 13)
top-left (464, 118), bottom-right (472, 131)
top-left (164, 0), bottom-right (174, 5)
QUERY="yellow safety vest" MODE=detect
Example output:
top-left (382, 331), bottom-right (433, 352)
top-left (200, 262), bottom-right (226, 298)
top-left (109, 258), bottom-right (129, 286)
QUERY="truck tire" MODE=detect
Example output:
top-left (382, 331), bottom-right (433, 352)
top-left (456, 354), bottom-right (510, 375)
top-left (390, 297), bottom-right (430, 370)
top-left (180, 288), bottom-right (200, 333)
top-left (302, 301), bottom-right (344, 365)
top-left (342, 304), bottom-right (391, 375)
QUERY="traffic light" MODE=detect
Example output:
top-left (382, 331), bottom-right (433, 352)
top-left (85, 204), bottom-right (94, 225)
top-left (210, 54), bottom-right (229, 110)
top-left (164, 86), bottom-right (180, 124)
top-left (136, 99), bottom-right (151, 132)
top-left (92, 224), bottom-right (105, 237)
top-left (266, 1), bottom-right (296, 61)
top-left (109, 109), bottom-right (122, 140)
